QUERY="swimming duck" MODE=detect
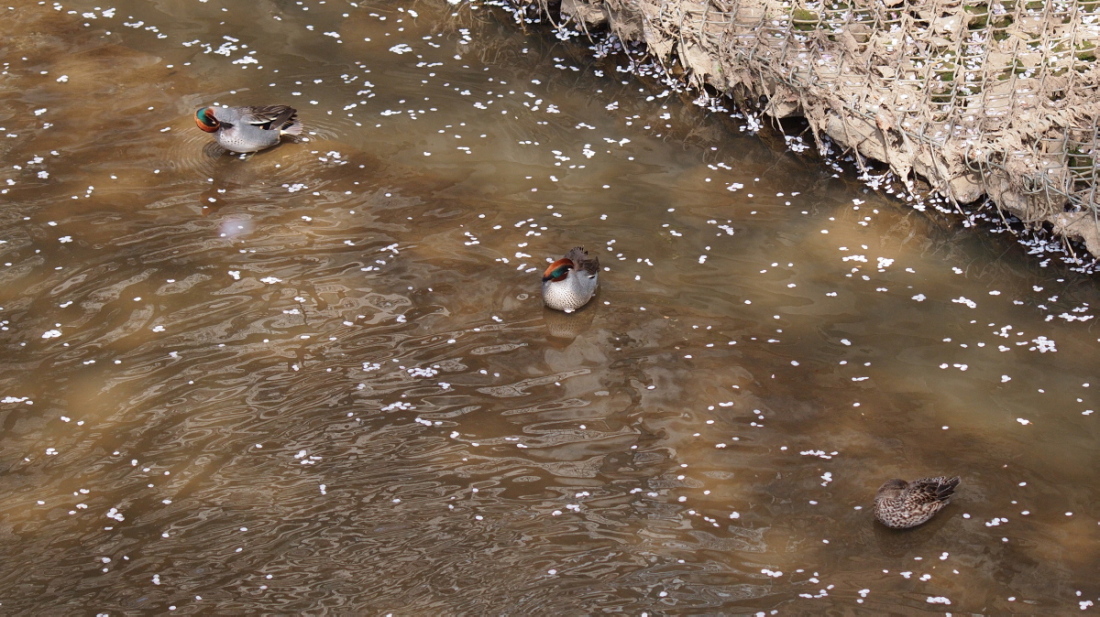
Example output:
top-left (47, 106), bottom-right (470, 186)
top-left (874, 475), bottom-right (960, 529)
top-left (194, 105), bottom-right (302, 153)
top-left (541, 247), bottom-right (599, 313)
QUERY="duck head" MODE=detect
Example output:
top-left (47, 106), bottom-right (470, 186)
top-left (542, 258), bottom-right (574, 283)
top-left (194, 107), bottom-right (220, 133)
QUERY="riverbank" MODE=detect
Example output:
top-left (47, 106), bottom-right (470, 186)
top-left (504, 0), bottom-right (1100, 266)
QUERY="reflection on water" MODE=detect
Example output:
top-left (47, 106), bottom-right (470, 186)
top-left (1, 0), bottom-right (1098, 613)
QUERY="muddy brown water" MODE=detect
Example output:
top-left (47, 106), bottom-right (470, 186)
top-left (1, 0), bottom-right (1098, 614)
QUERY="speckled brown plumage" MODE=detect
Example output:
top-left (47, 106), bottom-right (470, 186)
top-left (873, 476), bottom-right (960, 529)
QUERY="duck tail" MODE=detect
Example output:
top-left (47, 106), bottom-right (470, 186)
top-left (563, 246), bottom-right (599, 275)
top-left (936, 476), bottom-right (960, 501)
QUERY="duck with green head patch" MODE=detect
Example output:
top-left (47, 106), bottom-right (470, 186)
top-left (194, 104), bottom-right (302, 153)
top-left (541, 247), bottom-right (599, 313)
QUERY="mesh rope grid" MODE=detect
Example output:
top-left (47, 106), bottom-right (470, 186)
top-left (531, 0), bottom-right (1100, 257)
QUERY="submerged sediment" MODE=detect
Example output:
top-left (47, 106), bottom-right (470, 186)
top-left (509, 0), bottom-right (1100, 261)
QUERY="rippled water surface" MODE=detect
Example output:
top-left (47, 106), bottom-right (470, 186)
top-left (2, 0), bottom-right (1100, 613)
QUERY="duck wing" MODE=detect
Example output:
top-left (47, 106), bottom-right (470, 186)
top-left (239, 105), bottom-right (299, 131)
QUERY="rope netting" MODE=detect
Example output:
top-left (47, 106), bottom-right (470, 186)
top-left (514, 0), bottom-right (1100, 258)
